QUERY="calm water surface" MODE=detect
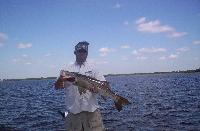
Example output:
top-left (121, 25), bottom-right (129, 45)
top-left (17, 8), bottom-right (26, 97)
top-left (0, 73), bottom-right (200, 131)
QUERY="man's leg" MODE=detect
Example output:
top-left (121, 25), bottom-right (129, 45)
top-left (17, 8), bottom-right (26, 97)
top-left (83, 109), bottom-right (104, 131)
top-left (65, 113), bottom-right (83, 131)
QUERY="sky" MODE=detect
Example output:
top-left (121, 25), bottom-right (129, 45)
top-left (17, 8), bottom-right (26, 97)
top-left (0, 0), bottom-right (200, 79)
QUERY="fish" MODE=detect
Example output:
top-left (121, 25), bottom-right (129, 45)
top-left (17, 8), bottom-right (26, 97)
top-left (63, 71), bottom-right (131, 111)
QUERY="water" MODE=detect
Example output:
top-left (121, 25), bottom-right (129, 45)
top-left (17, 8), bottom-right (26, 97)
top-left (0, 73), bottom-right (200, 131)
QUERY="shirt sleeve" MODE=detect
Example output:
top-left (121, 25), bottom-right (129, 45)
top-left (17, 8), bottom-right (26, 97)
top-left (93, 69), bottom-right (106, 81)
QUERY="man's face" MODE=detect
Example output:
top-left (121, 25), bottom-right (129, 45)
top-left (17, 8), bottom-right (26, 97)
top-left (75, 50), bottom-right (88, 63)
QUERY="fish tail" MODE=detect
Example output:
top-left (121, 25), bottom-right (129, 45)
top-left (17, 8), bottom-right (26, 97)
top-left (114, 95), bottom-right (130, 111)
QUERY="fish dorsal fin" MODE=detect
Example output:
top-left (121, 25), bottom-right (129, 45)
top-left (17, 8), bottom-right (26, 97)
top-left (65, 71), bottom-right (109, 88)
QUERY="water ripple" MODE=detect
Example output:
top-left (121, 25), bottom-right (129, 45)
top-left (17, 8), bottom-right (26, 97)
top-left (0, 73), bottom-right (200, 130)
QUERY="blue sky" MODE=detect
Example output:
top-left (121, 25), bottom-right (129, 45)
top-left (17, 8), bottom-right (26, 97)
top-left (0, 0), bottom-right (200, 79)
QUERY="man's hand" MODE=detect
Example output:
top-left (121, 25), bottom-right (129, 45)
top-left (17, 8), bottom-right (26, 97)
top-left (54, 76), bottom-right (65, 89)
top-left (54, 75), bottom-right (75, 90)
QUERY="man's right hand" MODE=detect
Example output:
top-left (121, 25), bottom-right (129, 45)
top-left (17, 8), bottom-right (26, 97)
top-left (54, 75), bottom-right (75, 89)
top-left (55, 76), bottom-right (65, 89)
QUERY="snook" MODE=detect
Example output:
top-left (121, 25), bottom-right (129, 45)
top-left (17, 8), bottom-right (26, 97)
top-left (63, 71), bottom-right (130, 111)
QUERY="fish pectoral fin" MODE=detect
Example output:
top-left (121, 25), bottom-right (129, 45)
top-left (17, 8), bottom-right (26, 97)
top-left (114, 101), bottom-right (122, 111)
top-left (114, 95), bottom-right (131, 112)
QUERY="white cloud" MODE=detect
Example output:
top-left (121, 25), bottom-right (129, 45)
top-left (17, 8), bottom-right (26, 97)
top-left (121, 56), bottom-right (129, 61)
top-left (99, 47), bottom-right (116, 57)
top-left (12, 58), bottom-right (21, 63)
top-left (113, 3), bottom-right (121, 8)
top-left (25, 62), bottom-right (32, 65)
top-left (22, 54), bottom-right (28, 57)
top-left (49, 65), bottom-right (56, 68)
top-left (193, 40), bottom-right (200, 45)
top-left (18, 43), bottom-right (32, 49)
top-left (194, 57), bottom-right (199, 60)
top-left (12, 55), bottom-right (30, 64)
top-left (160, 53), bottom-right (181, 60)
top-left (44, 53), bottom-right (51, 57)
top-left (160, 56), bottom-right (167, 60)
top-left (88, 58), bottom-right (108, 65)
top-left (132, 50), bottom-right (139, 55)
top-left (168, 32), bottom-right (187, 38)
top-left (176, 47), bottom-right (190, 52)
top-left (176, 51), bottom-right (181, 55)
top-left (138, 47), bottom-right (166, 53)
top-left (100, 53), bottom-right (107, 57)
top-left (97, 61), bottom-right (108, 64)
top-left (169, 54), bottom-right (178, 59)
top-left (121, 44), bottom-right (130, 49)
top-left (136, 17), bottom-right (173, 33)
top-left (132, 47), bottom-right (166, 57)
top-left (0, 32), bottom-right (8, 40)
top-left (99, 53), bottom-right (107, 57)
top-left (136, 17), bottom-right (146, 24)
top-left (132, 47), bottom-right (167, 60)
top-left (123, 21), bottom-right (129, 25)
top-left (136, 17), bottom-right (187, 38)
top-left (99, 47), bottom-right (110, 53)
top-left (0, 32), bottom-right (8, 47)
top-left (136, 56), bottom-right (147, 60)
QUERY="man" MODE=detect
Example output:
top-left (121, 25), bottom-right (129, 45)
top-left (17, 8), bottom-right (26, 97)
top-left (55, 41), bottom-right (105, 131)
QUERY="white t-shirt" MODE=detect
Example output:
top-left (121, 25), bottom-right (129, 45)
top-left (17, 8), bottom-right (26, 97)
top-left (61, 62), bottom-right (106, 114)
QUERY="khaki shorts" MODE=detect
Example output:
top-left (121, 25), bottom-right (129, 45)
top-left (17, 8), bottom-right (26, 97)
top-left (65, 109), bottom-right (104, 131)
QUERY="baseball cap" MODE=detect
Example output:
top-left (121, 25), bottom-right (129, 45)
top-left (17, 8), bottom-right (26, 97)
top-left (75, 41), bottom-right (89, 52)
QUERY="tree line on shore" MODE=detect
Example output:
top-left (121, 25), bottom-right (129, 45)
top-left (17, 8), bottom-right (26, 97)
top-left (1, 67), bottom-right (200, 81)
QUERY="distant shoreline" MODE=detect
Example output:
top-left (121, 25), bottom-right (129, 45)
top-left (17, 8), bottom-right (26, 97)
top-left (1, 77), bottom-right (57, 81)
top-left (105, 71), bottom-right (200, 77)
top-left (1, 68), bottom-right (200, 81)
top-left (106, 68), bottom-right (200, 76)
